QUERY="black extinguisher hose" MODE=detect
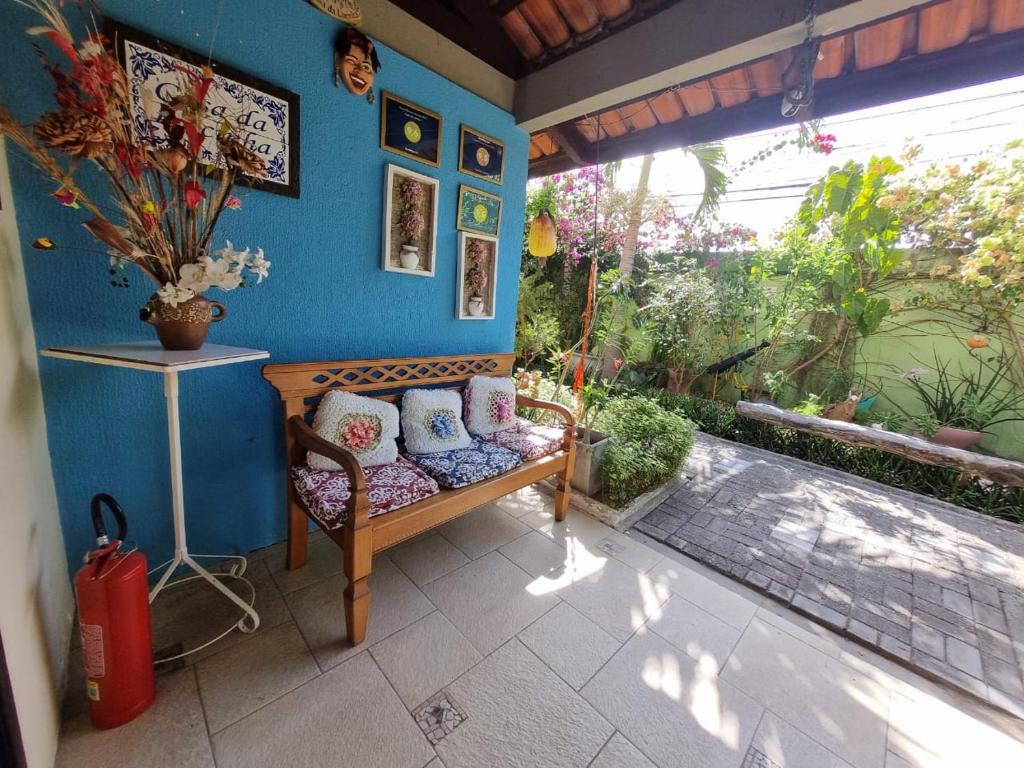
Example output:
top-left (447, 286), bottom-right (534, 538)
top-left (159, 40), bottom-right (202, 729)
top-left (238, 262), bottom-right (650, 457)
top-left (90, 493), bottom-right (128, 547)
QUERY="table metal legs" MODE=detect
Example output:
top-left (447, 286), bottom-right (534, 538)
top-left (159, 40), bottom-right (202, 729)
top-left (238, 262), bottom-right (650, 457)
top-left (148, 370), bottom-right (260, 645)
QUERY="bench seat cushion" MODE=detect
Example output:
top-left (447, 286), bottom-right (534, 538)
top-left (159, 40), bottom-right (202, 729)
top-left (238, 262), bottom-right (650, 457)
top-left (482, 420), bottom-right (565, 461)
top-left (405, 438), bottom-right (522, 489)
top-left (292, 457), bottom-right (440, 530)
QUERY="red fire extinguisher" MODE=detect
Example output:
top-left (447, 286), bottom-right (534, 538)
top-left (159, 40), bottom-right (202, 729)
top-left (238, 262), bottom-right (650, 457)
top-left (73, 494), bottom-right (155, 729)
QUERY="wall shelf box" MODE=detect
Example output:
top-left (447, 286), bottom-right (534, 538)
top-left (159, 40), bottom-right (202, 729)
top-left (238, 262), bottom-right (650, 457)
top-left (382, 163), bottom-right (439, 276)
top-left (456, 232), bottom-right (498, 320)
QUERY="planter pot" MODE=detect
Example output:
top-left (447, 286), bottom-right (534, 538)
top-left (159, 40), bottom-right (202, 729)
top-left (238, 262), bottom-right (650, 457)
top-left (400, 245), bottom-right (420, 270)
top-left (571, 428), bottom-right (609, 496)
top-left (141, 294), bottom-right (226, 351)
top-left (930, 426), bottom-right (984, 450)
top-left (467, 296), bottom-right (485, 317)
top-left (855, 394), bottom-right (878, 415)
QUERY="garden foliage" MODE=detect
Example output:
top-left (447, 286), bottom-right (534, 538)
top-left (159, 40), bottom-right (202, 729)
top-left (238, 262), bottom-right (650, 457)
top-left (595, 397), bottom-right (695, 508)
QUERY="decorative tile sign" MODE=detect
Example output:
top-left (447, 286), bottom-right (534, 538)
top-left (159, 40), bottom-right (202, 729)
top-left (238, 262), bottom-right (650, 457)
top-left (458, 125), bottom-right (504, 184)
top-left (107, 19), bottom-right (300, 198)
top-left (456, 184), bottom-right (502, 237)
top-left (380, 92), bottom-right (441, 167)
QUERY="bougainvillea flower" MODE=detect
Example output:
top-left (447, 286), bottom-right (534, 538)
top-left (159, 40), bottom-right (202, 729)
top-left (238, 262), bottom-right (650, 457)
top-left (32, 236), bottom-right (56, 250)
top-left (224, 195), bottom-right (242, 210)
top-left (183, 180), bottom-right (206, 210)
top-left (52, 187), bottom-right (79, 208)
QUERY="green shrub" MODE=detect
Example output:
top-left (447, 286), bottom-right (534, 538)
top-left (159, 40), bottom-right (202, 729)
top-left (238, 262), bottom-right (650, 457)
top-left (657, 392), bottom-right (1024, 524)
top-left (596, 396), bottom-right (695, 508)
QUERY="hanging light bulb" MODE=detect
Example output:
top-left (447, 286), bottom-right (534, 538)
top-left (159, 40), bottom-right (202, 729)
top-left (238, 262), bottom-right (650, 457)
top-left (528, 208), bottom-right (557, 258)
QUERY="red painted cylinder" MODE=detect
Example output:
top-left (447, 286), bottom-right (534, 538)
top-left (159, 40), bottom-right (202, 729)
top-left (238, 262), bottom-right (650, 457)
top-left (73, 546), bottom-right (155, 729)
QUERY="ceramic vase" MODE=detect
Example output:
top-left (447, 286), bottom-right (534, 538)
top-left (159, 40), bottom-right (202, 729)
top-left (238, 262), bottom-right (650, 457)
top-left (141, 294), bottom-right (227, 351)
top-left (400, 245), bottom-right (420, 270)
top-left (467, 296), bottom-right (485, 317)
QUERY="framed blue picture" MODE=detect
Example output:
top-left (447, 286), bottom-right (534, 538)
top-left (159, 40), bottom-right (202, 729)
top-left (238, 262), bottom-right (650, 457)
top-left (459, 125), bottom-right (504, 185)
top-left (106, 19), bottom-right (300, 198)
top-left (456, 184), bottom-right (502, 237)
top-left (380, 92), bottom-right (442, 168)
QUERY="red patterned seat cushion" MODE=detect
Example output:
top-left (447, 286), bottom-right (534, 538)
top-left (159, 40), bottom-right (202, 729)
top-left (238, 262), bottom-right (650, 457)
top-left (481, 419), bottom-right (565, 461)
top-left (291, 457), bottom-right (440, 530)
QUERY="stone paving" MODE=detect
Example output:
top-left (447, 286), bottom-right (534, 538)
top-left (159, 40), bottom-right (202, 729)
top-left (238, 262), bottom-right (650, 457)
top-left (632, 433), bottom-right (1024, 718)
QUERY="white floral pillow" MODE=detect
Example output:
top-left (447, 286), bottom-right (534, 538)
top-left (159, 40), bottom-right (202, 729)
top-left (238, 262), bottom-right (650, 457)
top-left (309, 391), bottom-right (399, 470)
top-left (463, 375), bottom-right (517, 436)
top-left (401, 388), bottom-right (473, 455)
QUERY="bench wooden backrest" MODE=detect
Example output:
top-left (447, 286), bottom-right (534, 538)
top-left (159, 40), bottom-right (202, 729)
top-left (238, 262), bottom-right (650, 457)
top-left (262, 353), bottom-right (516, 462)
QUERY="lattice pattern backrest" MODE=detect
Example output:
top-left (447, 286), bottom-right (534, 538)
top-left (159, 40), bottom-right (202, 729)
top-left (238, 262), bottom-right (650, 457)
top-left (262, 354), bottom-right (516, 405)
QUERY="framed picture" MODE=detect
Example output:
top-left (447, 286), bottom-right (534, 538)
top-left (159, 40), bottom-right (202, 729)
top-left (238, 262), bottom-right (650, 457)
top-left (458, 125), bottom-right (505, 184)
top-left (106, 19), bottom-right (300, 198)
top-left (457, 232), bottom-right (497, 320)
top-left (380, 92), bottom-right (442, 167)
top-left (456, 185), bottom-right (502, 237)
top-left (382, 164), bottom-right (438, 276)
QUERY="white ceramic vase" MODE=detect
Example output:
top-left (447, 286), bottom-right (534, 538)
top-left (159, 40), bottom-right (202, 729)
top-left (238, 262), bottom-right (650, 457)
top-left (400, 245), bottom-right (420, 270)
top-left (467, 296), bottom-right (485, 317)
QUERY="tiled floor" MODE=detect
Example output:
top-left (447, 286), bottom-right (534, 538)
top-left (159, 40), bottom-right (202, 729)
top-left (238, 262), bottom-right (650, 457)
top-left (58, 486), bottom-right (1024, 768)
top-left (634, 434), bottom-right (1024, 716)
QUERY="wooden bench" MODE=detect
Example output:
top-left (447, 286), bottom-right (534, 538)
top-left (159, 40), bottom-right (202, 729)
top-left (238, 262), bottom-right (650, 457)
top-left (262, 353), bottom-right (575, 645)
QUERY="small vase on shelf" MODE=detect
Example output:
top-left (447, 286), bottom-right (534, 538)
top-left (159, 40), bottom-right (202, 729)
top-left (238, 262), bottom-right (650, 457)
top-left (400, 245), bottom-right (420, 270)
top-left (467, 296), bottom-right (485, 317)
top-left (141, 294), bottom-right (227, 351)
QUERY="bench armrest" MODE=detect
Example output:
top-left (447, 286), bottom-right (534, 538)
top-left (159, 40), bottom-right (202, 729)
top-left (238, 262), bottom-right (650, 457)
top-left (287, 415), bottom-right (367, 496)
top-left (516, 394), bottom-right (576, 428)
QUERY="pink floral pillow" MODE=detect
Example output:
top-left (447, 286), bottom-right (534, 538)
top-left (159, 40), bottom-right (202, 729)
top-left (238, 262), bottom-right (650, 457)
top-left (463, 375), bottom-right (518, 436)
top-left (310, 391), bottom-right (399, 470)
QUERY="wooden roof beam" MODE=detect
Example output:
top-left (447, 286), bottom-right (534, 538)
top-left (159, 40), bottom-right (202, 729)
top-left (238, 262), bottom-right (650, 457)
top-left (547, 123), bottom-right (595, 165)
top-left (514, 0), bottom-right (939, 132)
top-left (527, 26), bottom-right (1024, 177)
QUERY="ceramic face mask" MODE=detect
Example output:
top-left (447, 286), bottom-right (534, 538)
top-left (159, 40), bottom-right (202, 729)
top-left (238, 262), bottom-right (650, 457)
top-left (333, 29), bottom-right (379, 101)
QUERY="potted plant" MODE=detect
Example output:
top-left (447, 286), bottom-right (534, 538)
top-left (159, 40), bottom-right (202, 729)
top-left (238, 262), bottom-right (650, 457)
top-left (0, 1), bottom-right (270, 350)
top-left (399, 178), bottom-right (426, 269)
top-left (465, 239), bottom-right (488, 316)
top-left (900, 354), bottom-right (1024, 449)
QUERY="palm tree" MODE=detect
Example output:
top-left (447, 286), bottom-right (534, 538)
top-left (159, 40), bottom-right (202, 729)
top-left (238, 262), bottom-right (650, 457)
top-left (600, 144), bottom-right (728, 375)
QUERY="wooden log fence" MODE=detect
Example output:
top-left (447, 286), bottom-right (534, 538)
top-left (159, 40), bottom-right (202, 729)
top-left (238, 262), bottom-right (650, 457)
top-left (735, 401), bottom-right (1024, 489)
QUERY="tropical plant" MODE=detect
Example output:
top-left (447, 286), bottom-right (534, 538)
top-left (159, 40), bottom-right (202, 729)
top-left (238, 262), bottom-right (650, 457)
top-left (792, 394), bottom-right (823, 417)
top-left (896, 354), bottom-right (1024, 432)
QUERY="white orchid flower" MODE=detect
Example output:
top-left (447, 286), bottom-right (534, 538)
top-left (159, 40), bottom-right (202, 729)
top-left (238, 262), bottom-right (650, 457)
top-left (157, 282), bottom-right (195, 307)
top-left (249, 248), bottom-right (271, 283)
top-left (178, 263), bottom-right (210, 293)
top-left (217, 270), bottom-right (244, 291)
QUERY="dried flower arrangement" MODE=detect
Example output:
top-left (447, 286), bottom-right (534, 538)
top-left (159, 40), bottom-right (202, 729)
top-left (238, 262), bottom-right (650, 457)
top-left (466, 238), bottom-right (488, 298)
top-left (399, 178), bottom-right (426, 245)
top-left (0, 0), bottom-right (271, 314)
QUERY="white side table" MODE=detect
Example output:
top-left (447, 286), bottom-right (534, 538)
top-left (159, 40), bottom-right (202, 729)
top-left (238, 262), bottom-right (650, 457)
top-left (42, 342), bottom-right (269, 650)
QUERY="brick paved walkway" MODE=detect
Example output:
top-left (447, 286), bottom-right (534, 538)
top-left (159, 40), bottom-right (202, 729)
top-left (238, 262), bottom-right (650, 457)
top-left (632, 433), bottom-right (1024, 717)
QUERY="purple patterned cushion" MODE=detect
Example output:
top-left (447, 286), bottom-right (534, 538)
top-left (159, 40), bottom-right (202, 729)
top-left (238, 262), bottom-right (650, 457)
top-left (291, 457), bottom-right (440, 530)
top-left (483, 420), bottom-right (565, 461)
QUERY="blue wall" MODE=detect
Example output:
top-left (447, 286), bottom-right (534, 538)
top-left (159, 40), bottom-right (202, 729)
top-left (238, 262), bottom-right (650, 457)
top-left (0, 0), bottom-right (527, 572)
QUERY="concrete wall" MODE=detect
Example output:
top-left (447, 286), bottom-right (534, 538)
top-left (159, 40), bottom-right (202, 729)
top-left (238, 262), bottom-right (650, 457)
top-left (0, 137), bottom-right (75, 768)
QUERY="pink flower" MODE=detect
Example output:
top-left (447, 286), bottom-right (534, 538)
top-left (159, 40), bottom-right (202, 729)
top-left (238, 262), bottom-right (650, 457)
top-left (341, 417), bottom-right (378, 450)
top-left (52, 187), bottom-right (78, 208)
top-left (224, 195), bottom-right (242, 210)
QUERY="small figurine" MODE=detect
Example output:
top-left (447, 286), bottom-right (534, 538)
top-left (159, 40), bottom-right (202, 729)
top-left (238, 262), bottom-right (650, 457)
top-left (822, 391), bottom-right (861, 422)
top-left (333, 27), bottom-right (381, 104)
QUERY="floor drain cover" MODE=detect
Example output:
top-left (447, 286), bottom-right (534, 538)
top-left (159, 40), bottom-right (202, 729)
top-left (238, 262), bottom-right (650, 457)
top-left (741, 747), bottom-right (782, 768)
top-left (596, 538), bottom-right (626, 556)
top-left (413, 691), bottom-right (466, 745)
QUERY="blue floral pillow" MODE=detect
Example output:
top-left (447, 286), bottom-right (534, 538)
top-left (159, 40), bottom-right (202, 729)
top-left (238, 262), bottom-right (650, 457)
top-left (401, 389), bottom-right (473, 454)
